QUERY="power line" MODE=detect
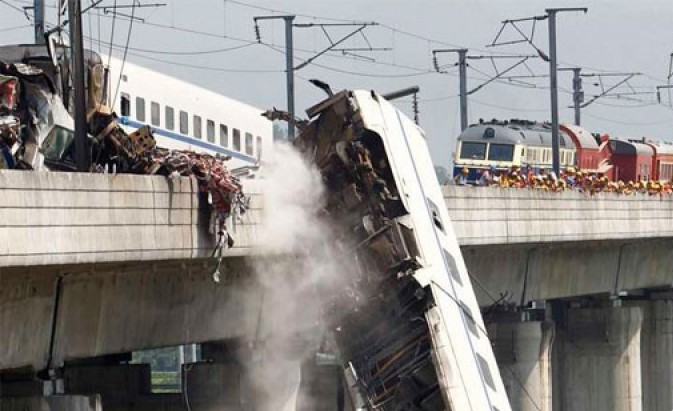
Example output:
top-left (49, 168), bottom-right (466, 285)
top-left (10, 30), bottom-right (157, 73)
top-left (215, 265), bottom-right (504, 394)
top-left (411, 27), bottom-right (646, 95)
top-left (227, 0), bottom-right (365, 23)
top-left (583, 112), bottom-right (673, 126)
top-left (261, 42), bottom-right (433, 78)
top-left (0, 23), bottom-right (32, 32)
top-left (471, 97), bottom-right (549, 113)
top-left (104, 41), bottom-right (284, 73)
top-left (0, 0), bottom-right (28, 16)
top-left (121, 42), bottom-right (255, 55)
top-left (112, 0), bottom-right (138, 106)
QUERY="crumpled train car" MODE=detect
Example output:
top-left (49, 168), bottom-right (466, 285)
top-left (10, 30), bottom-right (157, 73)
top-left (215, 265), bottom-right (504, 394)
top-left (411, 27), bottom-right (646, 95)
top-left (295, 90), bottom-right (511, 411)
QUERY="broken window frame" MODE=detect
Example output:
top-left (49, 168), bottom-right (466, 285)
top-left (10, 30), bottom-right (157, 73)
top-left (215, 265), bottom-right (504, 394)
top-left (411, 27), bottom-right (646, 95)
top-left (120, 93), bottom-right (130, 117)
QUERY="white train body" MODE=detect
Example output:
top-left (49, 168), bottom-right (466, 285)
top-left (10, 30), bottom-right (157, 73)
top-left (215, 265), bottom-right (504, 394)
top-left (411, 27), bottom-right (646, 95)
top-left (297, 90), bottom-right (511, 411)
top-left (106, 57), bottom-right (272, 169)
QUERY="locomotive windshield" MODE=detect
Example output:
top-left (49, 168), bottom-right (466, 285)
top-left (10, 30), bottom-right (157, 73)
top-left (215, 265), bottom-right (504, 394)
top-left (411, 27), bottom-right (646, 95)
top-left (488, 143), bottom-right (515, 162)
top-left (460, 142), bottom-right (487, 160)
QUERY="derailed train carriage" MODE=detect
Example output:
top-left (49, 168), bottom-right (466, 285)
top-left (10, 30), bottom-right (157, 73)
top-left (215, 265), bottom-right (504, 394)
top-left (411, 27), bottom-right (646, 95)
top-left (295, 90), bottom-right (511, 411)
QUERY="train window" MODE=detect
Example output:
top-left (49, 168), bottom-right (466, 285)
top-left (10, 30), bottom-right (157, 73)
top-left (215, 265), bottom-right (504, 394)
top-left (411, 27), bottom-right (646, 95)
top-left (233, 128), bottom-right (241, 151)
top-left (193, 115), bottom-right (202, 139)
top-left (460, 302), bottom-right (479, 339)
top-left (207, 120), bottom-right (215, 143)
top-left (136, 97), bottom-right (145, 121)
top-left (427, 198), bottom-right (444, 233)
top-left (487, 144), bottom-right (514, 162)
top-left (245, 132), bottom-right (254, 155)
top-left (151, 102), bottom-right (160, 126)
top-left (443, 249), bottom-right (462, 286)
top-left (179, 111), bottom-right (188, 134)
top-left (165, 106), bottom-right (175, 130)
top-left (483, 127), bottom-right (496, 139)
top-left (256, 136), bottom-right (262, 159)
top-left (460, 142), bottom-right (486, 160)
top-left (220, 125), bottom-right (229, 147)
top-left (476, 353), bottom-right (497, 392)
top-left (120, 94), bottom-right (130, 116)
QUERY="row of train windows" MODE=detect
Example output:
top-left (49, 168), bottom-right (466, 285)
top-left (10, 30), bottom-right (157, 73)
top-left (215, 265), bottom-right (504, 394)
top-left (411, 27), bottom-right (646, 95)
top-left (460, 142), bottom-right (514, 162)
top-left (525, 147), bottom-right (574, 165)
top-left (122, 95), bottom-right (262, 157)
top-left (660, 162), bottom-right (673, 181)
top-left (429, 197), bottom-right (499, 395)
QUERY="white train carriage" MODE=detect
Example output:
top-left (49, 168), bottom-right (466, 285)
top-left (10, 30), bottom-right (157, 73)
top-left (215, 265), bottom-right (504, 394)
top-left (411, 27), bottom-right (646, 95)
top-left (0, 44), bottom-right (272, 171)
top-left (297, 90), bottom-right (512, 411)
top-left (107, 57), bottom-right (272, 170)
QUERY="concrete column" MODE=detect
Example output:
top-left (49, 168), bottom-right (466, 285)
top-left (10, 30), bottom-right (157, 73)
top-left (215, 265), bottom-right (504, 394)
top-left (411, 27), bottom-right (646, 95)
top-left (488, 320), bottom-right (554, 411)
top-left (555, 306), bottom-right (642, 411)
top-left (639, 300), bottom-right (673, 411)
top-left (185, 360), bottom-right (304, 411)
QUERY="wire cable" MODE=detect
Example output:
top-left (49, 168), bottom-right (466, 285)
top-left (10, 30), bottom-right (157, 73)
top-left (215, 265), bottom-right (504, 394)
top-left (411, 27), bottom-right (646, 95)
top-left (112, 0), bottom-right (137, 107)
top-left (0, 0), bottom-right (27, 15)
top-left (107, 0), bottom-right (118, 69)
top-left (583, 112), bottom-right (673, 127)
top-left (103, 41), bottom-right (284, 73)
top-left (0, 23), bottom-right (32, 33)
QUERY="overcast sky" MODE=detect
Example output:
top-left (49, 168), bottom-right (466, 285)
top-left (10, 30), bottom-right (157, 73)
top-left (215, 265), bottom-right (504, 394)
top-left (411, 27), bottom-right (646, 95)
top-left (2, 0), bottom-right (673, 168)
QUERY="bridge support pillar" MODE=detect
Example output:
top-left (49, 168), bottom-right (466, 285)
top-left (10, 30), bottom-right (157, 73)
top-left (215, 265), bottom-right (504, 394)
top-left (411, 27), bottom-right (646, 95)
top-left (488, 320), bottom-right (554, 411)
top-left (554, 305), bottom-right (642, 411)
top-left (639, 299), bottom-right (673, 411)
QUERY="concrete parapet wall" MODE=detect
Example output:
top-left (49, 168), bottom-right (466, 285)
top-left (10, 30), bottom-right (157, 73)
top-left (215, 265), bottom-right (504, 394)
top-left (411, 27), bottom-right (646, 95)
top-left (2, 172), bottom-right (671, 268)
top-left (0, 171), bottom-right (262, 267)
top-left (444, 186), bottom-right (673, 246)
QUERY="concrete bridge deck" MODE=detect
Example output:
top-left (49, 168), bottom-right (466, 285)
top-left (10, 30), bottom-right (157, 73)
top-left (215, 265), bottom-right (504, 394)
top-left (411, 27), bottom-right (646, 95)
top-left (3, 171), bottom-right (673, 411)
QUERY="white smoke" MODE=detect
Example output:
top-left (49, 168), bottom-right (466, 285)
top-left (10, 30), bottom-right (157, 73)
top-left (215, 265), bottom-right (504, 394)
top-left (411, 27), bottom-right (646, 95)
top-left (241, 142), bottom-right (349, 410)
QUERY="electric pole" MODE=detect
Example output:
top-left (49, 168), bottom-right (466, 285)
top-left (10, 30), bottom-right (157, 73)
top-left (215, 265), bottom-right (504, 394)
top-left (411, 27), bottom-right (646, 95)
top-left (656, 85), bottom-right (673, 104)
top-left (546, 7), bottom-right (587, 175)
top-left (34, 0), bottom-right (45, 43)
top-left (68, 0), bottom-right (91, 171)
top-left (432, 49), bottom-right (468, 131)
top-left (433, 50), bottom-right (537, 132)
top-left (558, 67), bottom-right (583, 125)
top-left (254, 15), bottom-right (296, 139)
top-left (571, 68), bottom-right (582, 125)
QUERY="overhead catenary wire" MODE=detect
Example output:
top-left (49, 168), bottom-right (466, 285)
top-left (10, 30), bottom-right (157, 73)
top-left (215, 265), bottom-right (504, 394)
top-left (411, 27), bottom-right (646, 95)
top-left (0, 0), bottom-right (28, 16)
top-left (112, 0), bottom-right (138, 106)
top-left (102, 40), bottom-right (284, 73)
top-left (0, 23), bottom-right (32, 32)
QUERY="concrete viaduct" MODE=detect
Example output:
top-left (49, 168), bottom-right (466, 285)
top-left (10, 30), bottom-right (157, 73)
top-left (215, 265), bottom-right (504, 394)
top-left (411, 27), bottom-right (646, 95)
top-left (1, 170), bottom-right (673, 411)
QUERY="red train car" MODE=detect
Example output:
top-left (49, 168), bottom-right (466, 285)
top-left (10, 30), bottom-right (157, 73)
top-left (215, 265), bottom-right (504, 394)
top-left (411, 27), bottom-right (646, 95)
top-left (609, 139), bottom-right (655, 182)
top-left (561, 124), bottom-right (614, 178)
top-left (644, 140), bottom-right (673, 181)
